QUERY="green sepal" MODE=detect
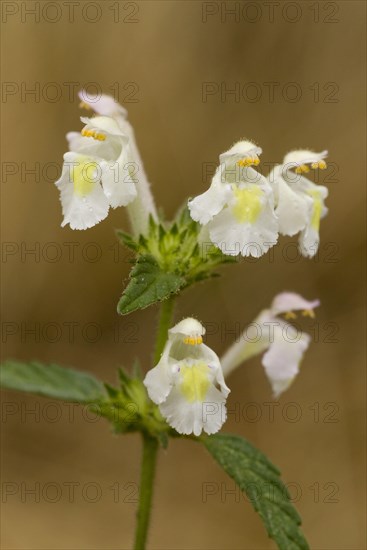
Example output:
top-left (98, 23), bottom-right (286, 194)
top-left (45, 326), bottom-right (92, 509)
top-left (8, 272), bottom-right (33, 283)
top-left (104, 383), bottom-right (120, 399)
top-left (118, 367), bottom-right (131, 386)
top-left (116, 206), bottom-right (236, 315)
top-left (98, 369), bottom-right (171, 444)
top-left (157, 431), bottom-right (169, 449)
top-left (115, 229), bottom-right (139, 251)
top-left (131, 359), bottom-right (143, 380)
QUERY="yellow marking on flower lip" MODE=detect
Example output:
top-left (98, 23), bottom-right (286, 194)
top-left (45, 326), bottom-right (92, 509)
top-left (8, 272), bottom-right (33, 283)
top-left (81, 128), bottom-right (106, 141)
top-left (179, 362), bottom-right (210, 403)
top-left (79, 100), bottom-right (92, 110)
top-left (302, 309), bottom-right (315, 318)
top-left (183, 336), bottom-right (203, 346)
top-left (284, 311), bottom-right (297, 320)
top-left (237, 156), bottom-right (260, 167)
top-left (232, 185), bottom-right (263, 224)
top-left (71, 159), bottom-right (97, 196)
top-left (307, 189), bottom-right (322, 231)
top-left (295, 164), bottom-right (310, 174)
top-left (311, 160), bottom-right (327, 170)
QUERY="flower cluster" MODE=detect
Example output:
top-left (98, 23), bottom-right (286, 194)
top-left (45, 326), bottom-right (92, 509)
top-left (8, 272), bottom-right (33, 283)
top-left (55, 94), bottom-right (329, 261)
top-left (189, 141), bottom-right (329, 258)
top-left (54, 93), bottom-right (327, 437)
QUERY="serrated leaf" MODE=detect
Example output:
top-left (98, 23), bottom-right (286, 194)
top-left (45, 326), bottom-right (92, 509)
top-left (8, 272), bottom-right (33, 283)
top-left (117, 255), bottom-right (185, 315)
top-left (203, 434), bottom-right (309, 550)
top-left (0, 360), bottom-right (106, 403)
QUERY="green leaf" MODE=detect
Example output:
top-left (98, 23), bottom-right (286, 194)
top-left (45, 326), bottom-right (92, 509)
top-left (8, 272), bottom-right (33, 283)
top-left (0, 360), bottom-right (106, 403)
top-left (117, 254), bottom-right (185, 315)
top-left (203, 433), bottom-right (309, 550)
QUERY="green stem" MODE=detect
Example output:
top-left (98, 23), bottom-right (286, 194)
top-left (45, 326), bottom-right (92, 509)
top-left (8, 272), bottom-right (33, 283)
top-left (153, 297), bottom-right (175, 364)
top-left (133, 434), bottom-right (159, 550)
top-left (133, 298), bottom-right (175, 550)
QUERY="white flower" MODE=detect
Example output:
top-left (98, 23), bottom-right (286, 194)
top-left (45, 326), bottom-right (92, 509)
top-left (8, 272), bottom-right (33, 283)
top-left (144, 318), bottom-right (230, 436)
top-left (78, 91), bottom-right (127, 118)
top-left (77, 91), bottom-right (157, 235)
top-left (269, 149), bottom-right (329, 257)
top-left (55, 115), bottom-right (137, 230)
top-left (221, 292), bottom-right (320, 398)
top-left (188, 141), bottom-right (278, 258)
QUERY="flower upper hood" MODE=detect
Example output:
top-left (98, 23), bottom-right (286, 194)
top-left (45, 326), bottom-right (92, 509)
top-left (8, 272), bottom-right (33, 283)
top-left (78, 91), bottom-right (127, 118)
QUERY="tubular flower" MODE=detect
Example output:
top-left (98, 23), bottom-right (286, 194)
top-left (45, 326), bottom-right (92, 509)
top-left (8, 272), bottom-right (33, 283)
top-left (144, 318), bottom-right (230, 436)
top-left (77, 91), bottom-right (157, 235)
top-left (55, 115), bottom-right (137, 230)
top-left (221, 292), bottom-right (320, 398)
top-left (269, 149), bottom-right (329, 257)
top-left (188, 141), bottom-right (278, 258)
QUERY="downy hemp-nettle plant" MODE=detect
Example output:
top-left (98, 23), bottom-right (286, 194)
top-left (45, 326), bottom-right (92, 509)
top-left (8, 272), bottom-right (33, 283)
top-left (1, 90), bottom-right (330, 550)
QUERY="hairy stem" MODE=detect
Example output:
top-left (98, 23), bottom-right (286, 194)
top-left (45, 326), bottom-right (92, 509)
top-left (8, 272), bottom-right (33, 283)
top-left (133, 434), bottom-right (159, 550)
top-left (133, 298), bottom-right (175, 549)
top-left (153, 297), bottom-right (175, 364)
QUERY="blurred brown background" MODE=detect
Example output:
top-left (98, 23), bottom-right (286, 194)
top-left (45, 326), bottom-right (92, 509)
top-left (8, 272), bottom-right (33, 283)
top-left (1, 1), bottom-right (366, 549)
